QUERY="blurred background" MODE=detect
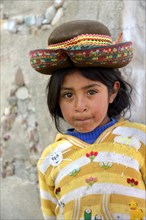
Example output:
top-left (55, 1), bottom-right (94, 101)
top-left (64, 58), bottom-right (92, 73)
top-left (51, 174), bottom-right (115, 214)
top-left (1, 0), bottom-right (145, 219)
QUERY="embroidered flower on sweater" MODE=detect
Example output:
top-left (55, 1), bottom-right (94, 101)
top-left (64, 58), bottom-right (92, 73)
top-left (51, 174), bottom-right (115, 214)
top-left (127, 178), bottom-right (139, 186)
top-left (85, 176), bottom-right (97, 188)
top-left (99, 161), bottom-right (112, 169)
top-left (69, 168), bottom-right (80, 176)
top-left (86, 151), bottom-right (98, 162)
top-left (55, 187), bottom-right (61, 197)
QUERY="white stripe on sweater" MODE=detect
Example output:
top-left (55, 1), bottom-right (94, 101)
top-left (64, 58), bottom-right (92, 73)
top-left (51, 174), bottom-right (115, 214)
top-left (112, 126), bottom-right (146, 144)
top-left (40, 189), bottom-right (57, 204)
top-left (59, 183), bottom-right (145, 205)
top-left (55, 152), bottom-right (140, 185)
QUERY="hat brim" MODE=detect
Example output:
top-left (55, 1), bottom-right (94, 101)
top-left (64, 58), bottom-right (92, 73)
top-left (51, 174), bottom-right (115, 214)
top-left (30, 42), bottom-right (133, 75)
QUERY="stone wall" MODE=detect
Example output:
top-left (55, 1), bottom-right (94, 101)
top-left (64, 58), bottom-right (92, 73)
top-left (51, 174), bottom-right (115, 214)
top-left (1, 0), bottom-right (145, 219)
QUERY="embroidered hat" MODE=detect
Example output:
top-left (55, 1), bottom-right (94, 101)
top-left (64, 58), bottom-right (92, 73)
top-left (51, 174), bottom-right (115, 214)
top-left (29, 20), bottom-right (133, 75)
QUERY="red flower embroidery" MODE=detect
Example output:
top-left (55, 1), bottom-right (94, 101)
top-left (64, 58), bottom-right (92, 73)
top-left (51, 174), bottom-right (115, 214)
top-left (86, 151), bottom-right (98, 162)
top-left (55, 187), bottom-right (61, 195)
top-left (127, 178), bottom-right (139, 187)
top-left (85, 177), bottom-right (97, 187)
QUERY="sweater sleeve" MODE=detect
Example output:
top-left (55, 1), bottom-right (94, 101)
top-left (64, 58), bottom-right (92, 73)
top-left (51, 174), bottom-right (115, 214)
top-left (140, 147), bottom-right (146, 186)
top-left (138, 124), bottom-right (146, 186)
top-left (37, 148), bottom-right (58, 220)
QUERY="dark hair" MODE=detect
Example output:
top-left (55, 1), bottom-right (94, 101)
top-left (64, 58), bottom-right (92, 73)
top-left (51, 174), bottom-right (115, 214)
top-left (46, 67), bottom-right (133, 132)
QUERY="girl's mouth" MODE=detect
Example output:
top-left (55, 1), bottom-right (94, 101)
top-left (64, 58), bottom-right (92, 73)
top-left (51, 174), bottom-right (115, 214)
top-left (74, 117), bottom-right (93, 123)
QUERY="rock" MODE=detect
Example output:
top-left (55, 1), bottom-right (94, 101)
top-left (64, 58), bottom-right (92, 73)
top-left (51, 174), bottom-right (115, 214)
top-left (3, 133), bottom-right (11, 141)
top-left (6, 112), bottom-right (16, 125)
top-left (54, 0), bottom-right (64, 9)
top-left (3, 161), bottom-right (14, 177)
top-left (17, 100), bottom-right (29, 115)
top-left (15, 67), bottom-right (24, 87)
top-left (45, 5), bottom-right (56, 23)
top-left (27, 112), bottom-right (37, 128)
top-left (27, 102), bottom-right (36, 113)
top-left (12, 15), bottom-right (24, 25)
top-left (36, 14), bottom-right (45, 27)
top-left (9, 86), bottom-right (17, 96)
top-left (1, 113), bottom-right (16, 134)
top-left (1, 176), bottom-right (43, 219)
top-left (7, 96), bottom-right (17, 106)
top-left (29, 153), bottom-right (39, 167)
top-left (4, 19), bottom-right (17, 33)
top-left (4, 107), bottom-right (11, 116)
top-left (30, 143), bottom-right (38, 153)
top-left (17, 24), bottom-right (31, 35)
top-left (24, 15), bottom-right (36, 26)
top-left (28, 127), bottom-right (39, 143)
top-left (41, 24), bottom-right (51, 30)
top-left (51, 7), bottom-right (64, 26)
top-left (15, 86), bottom-right (29, 100)
top-left (1, 115), bottom-right (11, 132)
top-left (2, 13), bottom-right (9, 20)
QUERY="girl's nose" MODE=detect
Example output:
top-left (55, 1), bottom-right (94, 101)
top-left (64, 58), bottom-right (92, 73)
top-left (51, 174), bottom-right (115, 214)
top-left (74, 97), bottom-right (88, 112)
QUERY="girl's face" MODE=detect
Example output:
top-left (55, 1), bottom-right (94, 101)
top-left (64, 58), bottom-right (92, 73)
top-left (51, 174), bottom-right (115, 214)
top-left (59, 70), bottom-right (118, 133)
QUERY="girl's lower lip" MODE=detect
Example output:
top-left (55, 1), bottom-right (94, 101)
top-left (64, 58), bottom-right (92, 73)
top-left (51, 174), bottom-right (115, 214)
top-left (75, 118), bottom-right (92, 122)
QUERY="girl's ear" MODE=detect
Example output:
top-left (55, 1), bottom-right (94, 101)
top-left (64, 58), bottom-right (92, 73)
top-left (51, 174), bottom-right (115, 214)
top-left (109, 81), bottom-right (120, 104)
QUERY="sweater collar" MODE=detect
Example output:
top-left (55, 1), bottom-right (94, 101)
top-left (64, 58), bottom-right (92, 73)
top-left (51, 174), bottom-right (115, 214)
top-left (66, 118), bottom-right (117, 144)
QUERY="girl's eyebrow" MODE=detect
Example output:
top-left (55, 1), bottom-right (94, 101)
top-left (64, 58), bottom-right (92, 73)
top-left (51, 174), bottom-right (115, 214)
top-left (61, 83), bottom-right (101, 90)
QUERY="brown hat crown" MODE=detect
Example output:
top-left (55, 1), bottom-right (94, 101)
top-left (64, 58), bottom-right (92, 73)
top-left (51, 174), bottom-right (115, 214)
top-left (30, 20), bottom-right (133, 74)
top-left (48, 20), bottom-right (111, 45)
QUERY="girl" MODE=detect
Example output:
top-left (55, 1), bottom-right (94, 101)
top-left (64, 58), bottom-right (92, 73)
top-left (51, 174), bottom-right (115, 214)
top-left (30, 20), bottom-right (146, 220)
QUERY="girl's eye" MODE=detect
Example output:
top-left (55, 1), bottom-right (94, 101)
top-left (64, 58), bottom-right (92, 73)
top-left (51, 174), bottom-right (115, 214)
top-left (87, 90), bottom-right (97, 95)
top-left (63, 92), bottom-right (73, 98)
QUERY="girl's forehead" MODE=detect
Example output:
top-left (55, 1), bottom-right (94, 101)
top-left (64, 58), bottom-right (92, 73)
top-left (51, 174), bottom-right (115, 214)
top-left (62, 70), bottom-right (92, 83)
top-left (61, 70), bottom-right (105, 89)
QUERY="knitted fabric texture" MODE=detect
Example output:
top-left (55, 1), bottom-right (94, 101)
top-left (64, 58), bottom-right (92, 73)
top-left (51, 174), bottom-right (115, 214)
top-left (37, 120), bottom-right (146, 220)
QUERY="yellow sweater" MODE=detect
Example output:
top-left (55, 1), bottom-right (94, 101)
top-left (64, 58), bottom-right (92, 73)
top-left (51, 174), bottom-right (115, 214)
top-left (37, 120), bottom-right (146, 220)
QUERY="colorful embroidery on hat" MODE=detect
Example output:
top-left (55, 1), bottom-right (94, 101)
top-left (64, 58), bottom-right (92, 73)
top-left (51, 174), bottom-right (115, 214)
top-left (30, 41), bottom-right (133, 75)
top-left (48, 34), bottom-right (113, 50)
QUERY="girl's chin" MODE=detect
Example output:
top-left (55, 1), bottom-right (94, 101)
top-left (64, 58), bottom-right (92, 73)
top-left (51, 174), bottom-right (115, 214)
top-left (74, 126), bottom-right (96, 133)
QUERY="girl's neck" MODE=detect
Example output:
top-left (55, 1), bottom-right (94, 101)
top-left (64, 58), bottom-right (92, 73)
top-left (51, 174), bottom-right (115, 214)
top-left (66, 118), bottom-right (117, 144)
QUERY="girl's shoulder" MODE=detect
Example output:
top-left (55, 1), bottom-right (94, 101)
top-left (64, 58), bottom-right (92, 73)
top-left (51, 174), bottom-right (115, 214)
top-left (117, 119), bottom-right (146, 132)
top-left (112, 119), bottom-right (146, 146)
